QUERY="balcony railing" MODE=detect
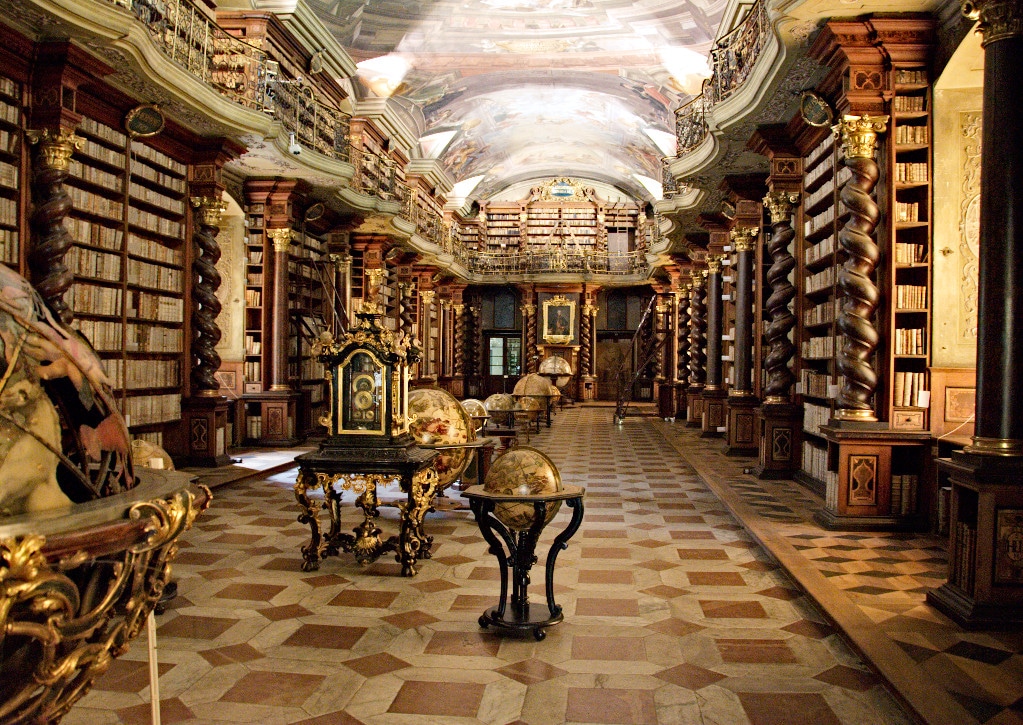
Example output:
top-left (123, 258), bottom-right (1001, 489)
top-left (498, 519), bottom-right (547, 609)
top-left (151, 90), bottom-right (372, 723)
top-left (106, 0), bottom-right (352, 162)
top-left (674, 0), bottom-right (769, 156)
top-left (456, 248), bottom-right (649, 276)
top-left (397, 185), bottom-right (445, 245)
top-left (114, 0), bottom-right (268, 109)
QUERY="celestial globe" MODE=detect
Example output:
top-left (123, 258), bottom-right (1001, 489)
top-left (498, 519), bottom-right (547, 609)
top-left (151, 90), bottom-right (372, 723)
top-left (483, 446), bottom-right (563, 531)
top-left (408, 387), bottom-right (475, 490)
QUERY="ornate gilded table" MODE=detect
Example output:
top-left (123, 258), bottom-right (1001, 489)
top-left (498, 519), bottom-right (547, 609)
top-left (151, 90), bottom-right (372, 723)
top-left (294, 444), bottom-right (439, 577)
top-left (462, 484), bottom-right (585, 640)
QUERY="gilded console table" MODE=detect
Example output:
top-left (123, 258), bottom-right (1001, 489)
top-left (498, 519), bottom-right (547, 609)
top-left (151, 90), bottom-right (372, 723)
top-left (294, 445), bottom-right (439, 576)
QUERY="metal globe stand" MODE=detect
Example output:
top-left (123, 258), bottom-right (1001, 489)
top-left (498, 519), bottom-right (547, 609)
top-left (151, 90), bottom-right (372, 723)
top-left (462, 484), bottom-right (584, 641)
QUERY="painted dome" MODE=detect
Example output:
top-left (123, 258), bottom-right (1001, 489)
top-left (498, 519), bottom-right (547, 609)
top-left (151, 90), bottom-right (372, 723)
top-left (0, 264), bottom-right (134, 517)
top-left (483, 446), bottom-right (563, 531)
top-left (483, 393), bottom-right (516, 412)
top-left (409, 387), bottom-right (475, 490)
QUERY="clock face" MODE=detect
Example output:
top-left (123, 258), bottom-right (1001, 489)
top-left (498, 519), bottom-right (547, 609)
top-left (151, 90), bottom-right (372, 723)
top-left (341, 354), bottom-right (384, 433)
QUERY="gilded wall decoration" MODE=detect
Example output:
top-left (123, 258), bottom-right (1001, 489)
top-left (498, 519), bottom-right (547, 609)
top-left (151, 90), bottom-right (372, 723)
top-left (958, 111), bottom-right (982, 339)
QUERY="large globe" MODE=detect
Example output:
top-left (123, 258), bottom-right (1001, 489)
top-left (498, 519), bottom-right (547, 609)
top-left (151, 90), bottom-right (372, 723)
top-left (408, 387), bottom-right (475, 490)
top-left (538, 355), bottom-right (573, 387)
top-left (513, 373), bottom-right (557, 397)
top-left (483, 393), bottom-right (516, 412)
top-left (460, 398), bottom-right (489, 432)
top-left (483, 447), bottom-right (563, 531)
top-left (0, 264), bottom-right (134, 517)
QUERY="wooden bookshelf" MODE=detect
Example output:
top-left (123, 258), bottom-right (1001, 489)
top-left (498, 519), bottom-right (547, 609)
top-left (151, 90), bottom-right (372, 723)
top-left (0, 72), bottom-right (23, 267)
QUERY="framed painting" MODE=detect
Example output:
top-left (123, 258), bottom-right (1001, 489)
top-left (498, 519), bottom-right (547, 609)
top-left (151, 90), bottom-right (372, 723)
top-left (542, 294), bottom-right (575, 344)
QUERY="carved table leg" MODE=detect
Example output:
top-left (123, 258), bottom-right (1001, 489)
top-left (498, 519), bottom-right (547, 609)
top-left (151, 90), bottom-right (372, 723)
top-left (351, 478), bottom-right (392, 565)
top-left (294, 469), bottom-right (325, 572)
top-left (396, 468), bottom-right (440, 576)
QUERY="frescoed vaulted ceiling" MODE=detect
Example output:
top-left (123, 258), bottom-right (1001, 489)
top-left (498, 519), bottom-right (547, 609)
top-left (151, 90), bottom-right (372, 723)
top-left (306, 0), bottom-right (727, 203)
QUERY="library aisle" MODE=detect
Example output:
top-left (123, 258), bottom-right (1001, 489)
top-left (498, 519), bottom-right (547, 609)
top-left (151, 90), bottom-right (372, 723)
top-left (61, 408), bottom-right (1019, 725)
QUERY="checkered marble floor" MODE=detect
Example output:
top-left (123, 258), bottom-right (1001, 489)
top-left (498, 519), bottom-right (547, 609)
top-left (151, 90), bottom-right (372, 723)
top-left (65, 407), bottom-right (916, 725)
top-left (654, 421), bottom-right (1023, 725)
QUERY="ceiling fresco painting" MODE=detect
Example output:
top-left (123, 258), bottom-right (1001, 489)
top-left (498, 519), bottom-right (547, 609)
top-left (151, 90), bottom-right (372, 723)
top-left (307, 0), bottom-right (726, 203)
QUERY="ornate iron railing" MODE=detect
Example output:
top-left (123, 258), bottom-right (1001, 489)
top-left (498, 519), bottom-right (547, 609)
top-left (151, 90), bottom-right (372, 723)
top-left (674, 0), bottom-right (769, 156)
top-left (457, 248), bottom-right (649, 276)
top-left (106, 0), bottom-right (352, 162)
top-left (264, 77), bottom-right (351, 162)
top-left (112, 0), bottom-right (268, 109)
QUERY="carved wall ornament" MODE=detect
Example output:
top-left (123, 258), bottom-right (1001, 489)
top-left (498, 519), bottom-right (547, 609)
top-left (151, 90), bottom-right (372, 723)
top-left (963, 0), bottom-right (1023, 45)
top-left (763, 190), bottom-right (800, 224)
top-left (959, 111), bottom-right (982, 339)
top-left (26, 128), bottom-right (83, 172)
top-left (834, 115), bottom-right (889, 159)
top-left (268, 227), bottom-right (293, 253)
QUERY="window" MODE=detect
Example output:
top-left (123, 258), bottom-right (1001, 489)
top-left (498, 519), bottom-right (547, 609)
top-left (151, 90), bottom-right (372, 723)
top-left (488, 336), bottom-right (522, 376)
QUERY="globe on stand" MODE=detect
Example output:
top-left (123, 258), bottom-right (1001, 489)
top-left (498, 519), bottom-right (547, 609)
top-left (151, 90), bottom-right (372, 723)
top-left (483, 446), bottom-right (563, 531)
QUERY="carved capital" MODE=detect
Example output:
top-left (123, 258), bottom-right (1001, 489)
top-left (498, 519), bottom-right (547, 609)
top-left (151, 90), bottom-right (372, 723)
top-left (690, 269), bottom-right (705, 286)
top-left (26, 127), bottom-right (83, 172)
top-left (268, 227), bottom-right (292, 253)
top-left (190, 196), bottom-right (228, 228)
top-left (706, 255), bottom-right (723, 274)
top-left (453, 303), bottom-right (465, 316)
top-left (419, 289), bottom-right (436, 305)
top-left (729, 226), bottom-right (759, 252)
top-left (834, 115), bottom-right (889, 159)
top-left (763, 191), bottom-right (801, 224)
top-left (963, 0), bottom-right (1023, 45)
top-left (522, 303), bottom-right (536, 316)
top-left (583, 303), bottom-right (597, 317)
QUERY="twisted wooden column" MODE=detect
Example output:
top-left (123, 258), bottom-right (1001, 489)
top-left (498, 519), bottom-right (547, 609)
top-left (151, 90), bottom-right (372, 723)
top-left (419, 289), bottom-right (435, 377)
top-left (27, 128), bottom-right (83, 325)
top-left (398, 282), bottom-right (421, 363)
top-left (580, 303), bottom-right (595, 377)
top-left (762, 191), bottom-right (800, 403)
top-left (472, 306), bottom-right (484, 380)
top-left (677, 283), bottom-right (692, 386)
top-left (704, 257), bottom-right (724, 391)
top-left (653, 298), bottom-right (668, 380)
top-left (523, 303), bottom-right (538, 373)
top-left (189, 196), bottom-right (229, 395)
top-left (689, 271), bottom-right (707, 387)
top-left (834, 115), bottom-right (888, 421)
top-left (453, 303), bottom-right (466, 377)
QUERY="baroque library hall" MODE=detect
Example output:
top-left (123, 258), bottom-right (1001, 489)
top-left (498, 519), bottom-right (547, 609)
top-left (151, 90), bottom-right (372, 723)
top-left (0, 0), bottom-right (1022, 723)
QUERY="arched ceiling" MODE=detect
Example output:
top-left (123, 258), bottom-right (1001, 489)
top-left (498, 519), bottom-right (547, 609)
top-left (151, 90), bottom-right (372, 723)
top-left (307, 0), bottom-right (728, 203)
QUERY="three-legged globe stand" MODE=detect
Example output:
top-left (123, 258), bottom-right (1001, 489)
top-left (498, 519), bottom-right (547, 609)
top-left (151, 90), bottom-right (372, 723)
top-left (462, 484), bottom-right (584, 640)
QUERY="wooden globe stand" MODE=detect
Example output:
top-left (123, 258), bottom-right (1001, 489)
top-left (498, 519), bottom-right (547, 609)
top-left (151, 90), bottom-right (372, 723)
top-left (462, 484), bottom-right (584, 640)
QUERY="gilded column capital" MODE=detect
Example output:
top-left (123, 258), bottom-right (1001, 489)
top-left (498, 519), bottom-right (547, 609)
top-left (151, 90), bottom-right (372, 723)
top-left (963, 0), bottom-right (1023, 45)
top-left (190, 196), bottom-right (228, 228)
top-left (26, 127), bottom-right (83, 172)
top-left (729, 226), bottom-right (759, 252)
top-left (268, 227), bottom-right (293, 253)
top-left (690, 269), bottom-right (705, 286)
top-left (706, 255), bottom-right (723, 274)
top-left (583, 303), bottom-right (597, 317)
top-left (419, 289), bottom-right (436, 305)
top-left (440, 299), bottom-right (452, 310)
top-left (834, 115), bottom-right (889, 159)
top-left (763, 191), bottom-right (801, 224)
top-left (453, 303), bottom-right (465, 316)
top-left (522, 303), bottom-right (536, 316)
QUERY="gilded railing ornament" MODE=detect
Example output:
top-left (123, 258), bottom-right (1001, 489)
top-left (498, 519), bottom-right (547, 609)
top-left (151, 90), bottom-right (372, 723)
top-left (962, 0), bottom-right (1023, 46)
top-left (0, 482), bottom-right (208, 724)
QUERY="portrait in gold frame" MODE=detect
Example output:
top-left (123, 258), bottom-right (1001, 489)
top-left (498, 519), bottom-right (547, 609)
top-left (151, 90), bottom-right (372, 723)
top-left (542, 295), bottom-right (575, 344)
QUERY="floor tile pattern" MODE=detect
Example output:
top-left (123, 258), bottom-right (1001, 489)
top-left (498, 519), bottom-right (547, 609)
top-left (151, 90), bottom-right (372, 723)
top-left (65, 407), bottom-right (914, 724)
top-left (655, 421), bottom-right (1023, 725)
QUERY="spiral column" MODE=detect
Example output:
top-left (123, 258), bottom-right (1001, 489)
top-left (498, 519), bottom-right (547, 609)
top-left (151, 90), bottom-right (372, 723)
top-left (762, 192), bottom-right (800, 403)
top-left (189, 196), bottom-right (229, 395)
top-left (523, 303), bottom-right (538, 373)
top-left (833, 115), bottom-right (888, 421)
top-left (27, 127), bottom-right (83, 325)
top-left (453, 303), bottom-right (466, 378)
top-left (686, 270), bottom-right (707, 427)
top-left (580, 302), bottom-right (594, 397)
